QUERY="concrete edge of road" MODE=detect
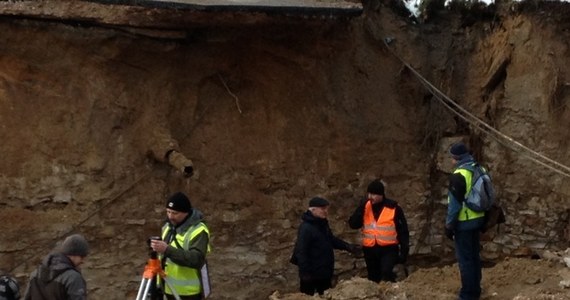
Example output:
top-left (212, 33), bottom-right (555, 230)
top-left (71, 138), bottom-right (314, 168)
top-left (85, 0), bottom-right (364, 17)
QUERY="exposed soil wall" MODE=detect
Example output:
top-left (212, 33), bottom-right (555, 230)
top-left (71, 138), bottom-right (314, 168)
top-left (1, 1), bottom-right (570, 299)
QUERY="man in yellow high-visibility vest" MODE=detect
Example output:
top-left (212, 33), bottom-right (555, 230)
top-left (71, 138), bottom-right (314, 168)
top-left (446, 142), bottom-right (486, 300)
top-left (150, 192), bottom-right (211, 300)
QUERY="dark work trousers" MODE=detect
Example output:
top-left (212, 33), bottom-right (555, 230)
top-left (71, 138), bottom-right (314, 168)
top-left (300, 277), bottom-right (332, 296)
top-left (454, 229), bottom-right (482, 300)
top-left (362, 244), bottom-right (399, 283)
top-left (165, 294), bottom-right (202, 300)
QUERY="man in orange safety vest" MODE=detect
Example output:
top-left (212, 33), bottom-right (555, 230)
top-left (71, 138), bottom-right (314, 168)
top-left (348, 179), bottom-right (409, 282)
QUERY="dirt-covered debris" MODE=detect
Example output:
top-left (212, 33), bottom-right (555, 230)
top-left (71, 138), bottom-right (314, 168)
top-left (272, 256), bottom-right (570, 300)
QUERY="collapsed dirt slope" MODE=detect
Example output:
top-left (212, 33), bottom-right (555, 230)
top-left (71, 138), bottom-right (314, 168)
top-left (1, 1), bottom-right (570, 299)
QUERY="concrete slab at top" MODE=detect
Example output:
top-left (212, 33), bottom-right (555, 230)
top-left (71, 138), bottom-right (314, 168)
top-left (151, 0), bottom-right (362, 8)
top-left (89, 0), bottom-right (363, 16)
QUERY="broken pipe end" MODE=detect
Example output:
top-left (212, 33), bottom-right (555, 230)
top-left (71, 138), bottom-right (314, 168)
top-left (166, 150), bottom-right (194, 177)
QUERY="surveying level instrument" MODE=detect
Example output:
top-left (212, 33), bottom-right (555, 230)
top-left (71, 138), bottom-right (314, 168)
top-left (135, 237), bottom-right (181, 300)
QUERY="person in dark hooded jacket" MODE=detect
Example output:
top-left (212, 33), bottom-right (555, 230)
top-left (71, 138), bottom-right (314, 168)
top-left (291, 197), bottom-right (359, 296)
top-left (24, 234), bottom-right (89, 300)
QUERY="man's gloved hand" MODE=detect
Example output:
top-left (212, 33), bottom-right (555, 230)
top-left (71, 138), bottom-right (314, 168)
top-left (445, 227), bottom-right (455, 241)
top-left (398, 254), bottom-right (407, 264)
top-left (347, 244), bottom-right (363, 257)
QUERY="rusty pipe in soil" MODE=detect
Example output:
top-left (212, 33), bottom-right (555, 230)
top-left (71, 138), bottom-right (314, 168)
top-left (147, 132), bottom-right (194, 177)
top-left (165, 149), bottom-right (194, 177)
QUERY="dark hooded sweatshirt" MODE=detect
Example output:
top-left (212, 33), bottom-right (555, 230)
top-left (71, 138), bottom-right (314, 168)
top-left (24, 253), bottom-right (86, 300)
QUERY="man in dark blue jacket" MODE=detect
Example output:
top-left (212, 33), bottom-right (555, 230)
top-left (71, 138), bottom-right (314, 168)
top-left (291, 197), bottom-right (358, 296)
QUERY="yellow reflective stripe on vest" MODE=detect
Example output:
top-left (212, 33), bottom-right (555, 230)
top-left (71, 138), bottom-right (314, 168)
top-left (167, 277), bottom-right (201, 286)
top-left (451, 167), bottom-right (485, 221)
top-left (160, 223), bottom-right (210, 296)
top-left (363, 225), bottom-right (395, 231)
top-left (363, 234), bottom-right (398, 241)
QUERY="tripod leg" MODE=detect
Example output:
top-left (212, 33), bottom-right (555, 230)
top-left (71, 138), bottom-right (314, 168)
top-left (135, 278), bottom-right (149, 300)
top-left (142, 278), bottom-right (154, 299)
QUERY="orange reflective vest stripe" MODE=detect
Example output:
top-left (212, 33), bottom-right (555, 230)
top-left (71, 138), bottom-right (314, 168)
top-left (362, 201), bottom-right (398, 247)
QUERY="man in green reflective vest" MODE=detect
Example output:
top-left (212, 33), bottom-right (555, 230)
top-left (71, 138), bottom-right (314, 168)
top-left (446, 142), bottom-right (486, 300)
top-left (150, 192), bottom-right (211, 300)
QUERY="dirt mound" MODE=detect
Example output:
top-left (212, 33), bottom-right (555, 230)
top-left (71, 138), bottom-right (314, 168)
top-left (273, 257), bottom-right (570, 299)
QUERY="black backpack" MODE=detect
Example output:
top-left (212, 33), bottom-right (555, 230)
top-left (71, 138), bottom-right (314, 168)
top-left (0, 275), bottom-right (20, 300)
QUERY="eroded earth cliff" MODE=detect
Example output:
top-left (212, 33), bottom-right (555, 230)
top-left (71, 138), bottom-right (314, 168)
top-left (1, 0), bottom-right (570, 299)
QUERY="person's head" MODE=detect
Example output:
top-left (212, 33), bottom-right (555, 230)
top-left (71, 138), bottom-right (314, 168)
top-left (59, 234), bottom-right (89, 267)
top-left (0, 275), bottom-right (20, 300)
top-left (449, 142), bottom-right (470, 164)
top-left (166, 192), bottom-right (192, 225)
top-left (367, 179), bottom-right (385, 204)
top-left (308, 197), bottom-right (330, 219)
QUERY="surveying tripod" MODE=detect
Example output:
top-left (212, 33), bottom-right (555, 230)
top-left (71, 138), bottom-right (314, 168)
top-left (135, 250), bottom-right (181, 300)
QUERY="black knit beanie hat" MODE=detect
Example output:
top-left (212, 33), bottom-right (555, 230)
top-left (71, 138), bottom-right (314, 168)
top-left (449, 142), bottom-right (469, 160)
top-left (367, 179), bottom-right (385, 196)
top-left (166, 192), bottom-right (192, 213)
top-left (60, 234), bottom-right (89, 257)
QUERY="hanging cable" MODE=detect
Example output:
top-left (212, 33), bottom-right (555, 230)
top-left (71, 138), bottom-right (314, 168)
top-left (382, 38), bottom-right (570, 178)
